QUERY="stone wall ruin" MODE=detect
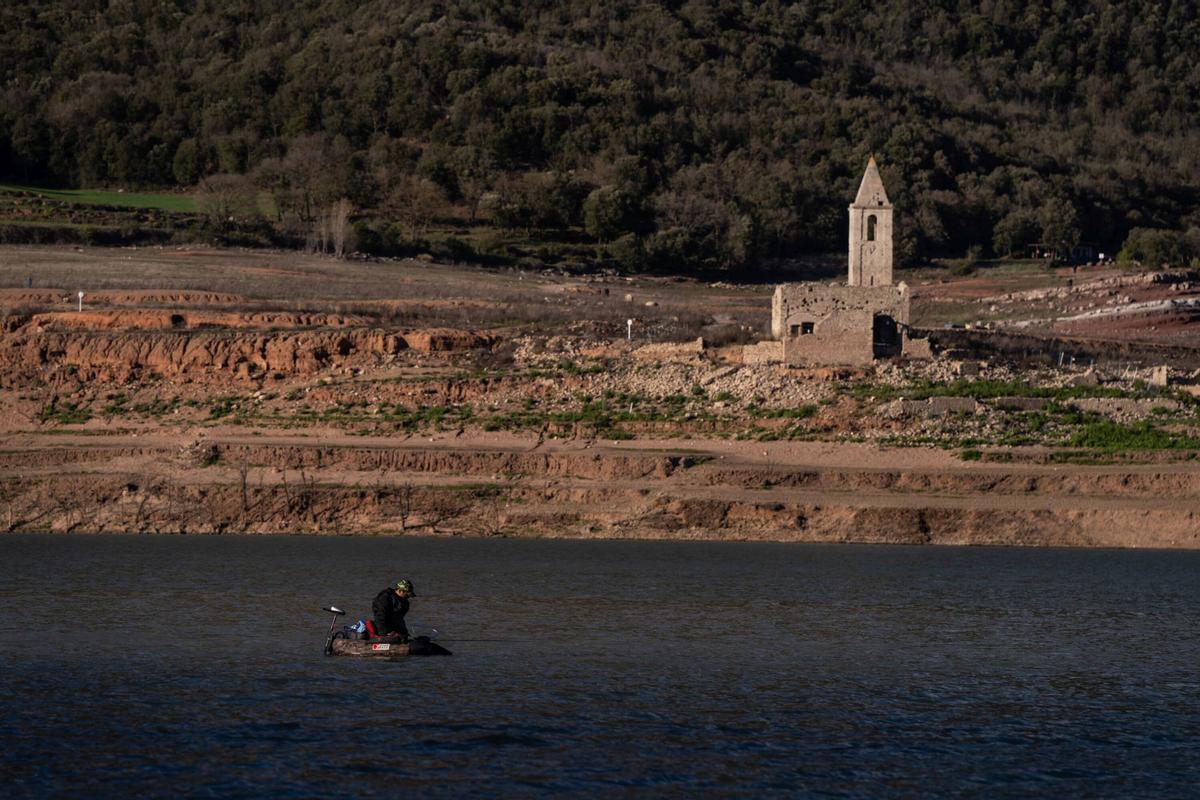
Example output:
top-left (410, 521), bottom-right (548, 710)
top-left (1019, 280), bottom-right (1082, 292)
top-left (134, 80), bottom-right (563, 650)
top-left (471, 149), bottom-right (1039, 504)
top-left (771, 283), bottom-right (910, 366)
top-left (748, 157), bottom-right (928, 367)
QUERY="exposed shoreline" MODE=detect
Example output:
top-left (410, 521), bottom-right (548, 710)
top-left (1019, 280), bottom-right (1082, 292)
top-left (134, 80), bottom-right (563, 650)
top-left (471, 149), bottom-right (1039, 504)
top-left (5, 432), bottom-right (1198, 549)
top-left (3, 246), bottom-right (1199, 548)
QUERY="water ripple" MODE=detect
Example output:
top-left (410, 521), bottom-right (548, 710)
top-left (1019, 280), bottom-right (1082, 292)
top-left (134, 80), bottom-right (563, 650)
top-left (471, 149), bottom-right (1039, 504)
top-left (2, 535), bottom-right (1199, 797)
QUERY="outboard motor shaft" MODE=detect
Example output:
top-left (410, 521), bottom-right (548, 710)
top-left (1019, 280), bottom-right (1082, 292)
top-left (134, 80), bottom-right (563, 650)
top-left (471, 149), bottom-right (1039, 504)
top-left (323, 605), bottom-right (346, 656)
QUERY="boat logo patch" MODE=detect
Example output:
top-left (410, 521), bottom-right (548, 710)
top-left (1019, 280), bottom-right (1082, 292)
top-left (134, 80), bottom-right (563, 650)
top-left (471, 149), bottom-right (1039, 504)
top-left (371, 643), bottom-right (391, 651)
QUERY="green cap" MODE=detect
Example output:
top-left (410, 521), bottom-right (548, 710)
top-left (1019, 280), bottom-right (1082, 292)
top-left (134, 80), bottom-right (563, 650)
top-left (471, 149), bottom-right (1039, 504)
top-left (394, 578), bottom-right (416, 596)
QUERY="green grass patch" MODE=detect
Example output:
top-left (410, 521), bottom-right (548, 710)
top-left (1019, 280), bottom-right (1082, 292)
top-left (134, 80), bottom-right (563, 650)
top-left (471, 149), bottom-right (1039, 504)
top-left (525, 360), bottom-right (606, 378)
top-left (38, 401), bottom-right (92, 425)
top-left (0, 184), bottom-right (196, 212)
top-left (747, 403), bottom-right (819, 419)
top-left (681, 455), bottom-right (714, 466)
top-left (1066, 420), bottom-right (1200, 451)
top-left (208, 396), bottom-right (242, 420)
top-left (101, 392), bottom-right (128, 415)
top-left (132, 398), bottom-right (181, 417)
top-left (852, 378), bottom-right (1139, 404)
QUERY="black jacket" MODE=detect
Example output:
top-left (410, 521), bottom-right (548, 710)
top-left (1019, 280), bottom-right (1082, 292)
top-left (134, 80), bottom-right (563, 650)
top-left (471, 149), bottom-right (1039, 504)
top-left (372, 588), bottom-right (410, 638)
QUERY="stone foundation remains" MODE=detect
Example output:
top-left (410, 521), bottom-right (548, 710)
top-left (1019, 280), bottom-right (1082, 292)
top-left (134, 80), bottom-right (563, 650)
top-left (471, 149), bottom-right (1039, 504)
top-left (771, 283), bottom-right (911, 366)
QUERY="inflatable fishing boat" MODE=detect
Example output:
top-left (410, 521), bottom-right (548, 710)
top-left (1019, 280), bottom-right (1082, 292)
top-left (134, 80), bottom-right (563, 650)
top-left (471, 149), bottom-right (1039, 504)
top-left (329, 636), bottom-right (451, 658)
top-left (322, 606), bottom-right (452, 658)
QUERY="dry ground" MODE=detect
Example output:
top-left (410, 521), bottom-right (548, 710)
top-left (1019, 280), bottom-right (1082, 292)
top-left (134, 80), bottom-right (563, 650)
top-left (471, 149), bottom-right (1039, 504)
top-left (2, 245), bottom-right (1199, 546)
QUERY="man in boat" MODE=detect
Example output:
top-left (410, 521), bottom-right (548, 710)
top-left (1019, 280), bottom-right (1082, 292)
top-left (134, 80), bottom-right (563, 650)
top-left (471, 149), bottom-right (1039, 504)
top-left (369, 578), bottom-right (415, 642)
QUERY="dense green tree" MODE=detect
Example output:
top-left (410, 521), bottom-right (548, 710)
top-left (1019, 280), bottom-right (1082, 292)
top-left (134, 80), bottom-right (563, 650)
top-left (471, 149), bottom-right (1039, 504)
top-left (1118, 228), bottom-right (1197, 268)
top-left (583, 186), bottom-right (647, 243)
top-left (992, 210), bottom-right (1040, 258)
top-left (488, 171), bottom-right (584, 232)
top-left (172, 139), bottom-right (202, 186)
top-left (0, 0), bottom-right (1197, 272)
top-left (1039, 196), bottom-right (1083, 257)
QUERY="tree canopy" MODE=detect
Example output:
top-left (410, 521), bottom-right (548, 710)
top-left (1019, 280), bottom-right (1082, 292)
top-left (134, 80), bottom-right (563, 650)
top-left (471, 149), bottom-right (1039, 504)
top-left (1, 1), bottom-right (1197, 271)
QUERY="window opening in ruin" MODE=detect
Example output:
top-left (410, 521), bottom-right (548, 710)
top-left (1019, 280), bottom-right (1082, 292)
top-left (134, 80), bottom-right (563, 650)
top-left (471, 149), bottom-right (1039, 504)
top-left (789, 324), bottom-right (800, 336)
top-left (801, 322), bottom-right (814, 335)
top-left (867, 215), bottom-right (877, 241)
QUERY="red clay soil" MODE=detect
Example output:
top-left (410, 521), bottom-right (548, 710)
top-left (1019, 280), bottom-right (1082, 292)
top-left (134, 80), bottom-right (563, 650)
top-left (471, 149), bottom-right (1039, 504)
top-left (0, 315), bottom-right (498, 384)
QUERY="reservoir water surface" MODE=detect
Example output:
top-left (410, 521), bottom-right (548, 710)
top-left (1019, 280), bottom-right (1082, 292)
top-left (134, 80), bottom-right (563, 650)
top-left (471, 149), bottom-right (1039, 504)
top-left (1, 534), bottom-right (1198, 796)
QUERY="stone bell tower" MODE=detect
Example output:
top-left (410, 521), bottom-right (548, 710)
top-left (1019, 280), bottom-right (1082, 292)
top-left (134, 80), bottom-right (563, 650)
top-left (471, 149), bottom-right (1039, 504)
top-left (848, 157), bottom-right (893, 287)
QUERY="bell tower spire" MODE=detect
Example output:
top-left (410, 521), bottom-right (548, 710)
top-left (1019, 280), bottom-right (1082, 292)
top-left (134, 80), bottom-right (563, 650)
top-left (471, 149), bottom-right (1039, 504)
top-left (848, 157), bottom-right (894, 287)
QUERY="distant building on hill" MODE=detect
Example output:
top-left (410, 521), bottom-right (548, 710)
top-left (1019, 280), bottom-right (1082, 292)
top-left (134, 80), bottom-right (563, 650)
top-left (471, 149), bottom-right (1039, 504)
top-left (744, 157), bottom-right (930, 366)
top-left (1027, 242), bottom-right (1099, 264)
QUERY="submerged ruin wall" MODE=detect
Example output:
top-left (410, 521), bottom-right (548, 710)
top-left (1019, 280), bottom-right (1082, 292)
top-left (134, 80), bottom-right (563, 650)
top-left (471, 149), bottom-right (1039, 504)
top-left (769, 283), bottom-right (911, 366)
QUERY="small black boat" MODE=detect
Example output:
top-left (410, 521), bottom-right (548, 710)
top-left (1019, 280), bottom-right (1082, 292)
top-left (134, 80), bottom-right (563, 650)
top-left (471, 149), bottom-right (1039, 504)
top-left (322, 606), bottom-right (452, 658)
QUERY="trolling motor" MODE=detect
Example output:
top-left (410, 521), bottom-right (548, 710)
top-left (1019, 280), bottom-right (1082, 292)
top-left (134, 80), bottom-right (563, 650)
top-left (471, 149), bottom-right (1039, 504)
top-left (323, 605), bottom-right (346, 656)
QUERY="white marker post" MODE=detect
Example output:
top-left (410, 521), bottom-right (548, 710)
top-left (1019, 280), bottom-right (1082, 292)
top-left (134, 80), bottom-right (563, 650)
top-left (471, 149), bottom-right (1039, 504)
top-left (77, 291), bottom-right (84, 312)
top-left (626, 318), bottom-right (633, 341)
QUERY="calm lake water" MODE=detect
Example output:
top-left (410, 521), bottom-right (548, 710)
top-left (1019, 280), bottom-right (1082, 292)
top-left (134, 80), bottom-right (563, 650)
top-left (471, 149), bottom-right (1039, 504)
top-left (1, 534), bottom-right (1198, 797)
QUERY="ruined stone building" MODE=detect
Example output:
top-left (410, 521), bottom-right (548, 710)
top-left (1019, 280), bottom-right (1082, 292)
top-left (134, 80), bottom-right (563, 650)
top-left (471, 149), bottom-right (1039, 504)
top-left (746, 157), bottom-right (927, 366)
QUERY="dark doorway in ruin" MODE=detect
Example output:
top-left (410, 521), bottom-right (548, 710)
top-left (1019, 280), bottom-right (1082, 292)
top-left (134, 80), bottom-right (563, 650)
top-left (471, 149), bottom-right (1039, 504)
top-left (872, 314), bottom-right (901, 357)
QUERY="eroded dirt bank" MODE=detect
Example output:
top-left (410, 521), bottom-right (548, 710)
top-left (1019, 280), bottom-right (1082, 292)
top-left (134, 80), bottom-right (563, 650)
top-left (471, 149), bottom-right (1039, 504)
top-left (3, 435), bottom-right (1198, 548)
top-left (4, 247), bottom-right (1200, 547)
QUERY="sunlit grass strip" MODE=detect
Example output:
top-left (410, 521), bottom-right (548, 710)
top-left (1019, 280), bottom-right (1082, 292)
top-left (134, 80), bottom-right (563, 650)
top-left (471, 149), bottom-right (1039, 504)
top-left (0, 184), bottom-right (196, 213)
top-left (1067, 420), bottom-right (1200, 451)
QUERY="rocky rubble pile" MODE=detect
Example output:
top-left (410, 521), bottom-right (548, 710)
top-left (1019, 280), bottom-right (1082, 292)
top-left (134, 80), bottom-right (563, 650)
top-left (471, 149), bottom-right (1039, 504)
top-left (511, 334), bottom-right (837, 407)
top-left (871, 359), bottom-right (1018, 388)
top-left (511, 334), bottom-right (580, 366)
top-left (578, 362), bottom-right (836, 407)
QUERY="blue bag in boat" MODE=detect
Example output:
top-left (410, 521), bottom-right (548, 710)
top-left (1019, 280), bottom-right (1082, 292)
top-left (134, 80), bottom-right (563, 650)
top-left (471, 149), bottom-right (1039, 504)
top-left (336, 619), bottom-right (370, 641)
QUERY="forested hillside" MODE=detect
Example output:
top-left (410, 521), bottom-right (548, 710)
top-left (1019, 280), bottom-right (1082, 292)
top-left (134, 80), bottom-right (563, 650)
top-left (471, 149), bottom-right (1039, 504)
top-left (1, 1), bottom-right (1198, 271)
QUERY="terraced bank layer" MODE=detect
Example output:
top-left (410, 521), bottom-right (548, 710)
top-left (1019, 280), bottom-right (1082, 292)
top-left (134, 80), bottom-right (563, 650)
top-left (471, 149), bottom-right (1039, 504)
top-left (2, 436), bottom-right (1196, 548)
